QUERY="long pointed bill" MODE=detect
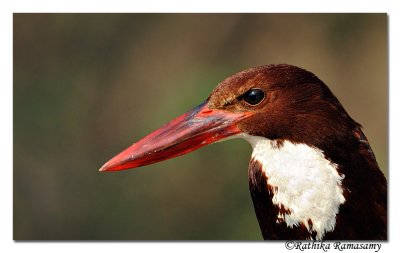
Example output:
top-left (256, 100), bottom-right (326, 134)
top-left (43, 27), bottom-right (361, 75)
top-left (99, 101), bottom-right (252, 172)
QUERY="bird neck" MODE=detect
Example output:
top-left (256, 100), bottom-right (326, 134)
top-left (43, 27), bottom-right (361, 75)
top-left (242, 134), bottom-right (346, 240)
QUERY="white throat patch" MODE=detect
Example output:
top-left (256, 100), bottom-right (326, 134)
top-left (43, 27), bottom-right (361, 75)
top-left (241, 134), bottom-right (346, 240)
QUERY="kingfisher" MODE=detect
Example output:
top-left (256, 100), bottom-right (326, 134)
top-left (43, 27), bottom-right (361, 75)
top-left (100, 64), bottom-right (387, 240)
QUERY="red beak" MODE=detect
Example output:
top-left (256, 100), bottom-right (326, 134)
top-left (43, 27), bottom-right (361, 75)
top-left (99, 101), bottom-right (252, 172)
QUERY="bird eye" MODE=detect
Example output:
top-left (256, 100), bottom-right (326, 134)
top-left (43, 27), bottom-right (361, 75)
top-left (242, 88), bottom-right (265, 106)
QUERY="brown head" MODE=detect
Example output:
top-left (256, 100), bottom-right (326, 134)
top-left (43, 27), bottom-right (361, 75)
top-left (208, 64), bottom-right (358, 148)
top-left (99, 64), bottom-right (358, 172)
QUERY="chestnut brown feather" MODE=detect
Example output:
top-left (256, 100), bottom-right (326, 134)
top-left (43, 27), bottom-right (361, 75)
top-left (210, 64), bottom-right (387, 239)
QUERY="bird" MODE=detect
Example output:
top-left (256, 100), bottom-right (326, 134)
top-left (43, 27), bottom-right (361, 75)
top-left (100, 64), bottom-right (387, 240)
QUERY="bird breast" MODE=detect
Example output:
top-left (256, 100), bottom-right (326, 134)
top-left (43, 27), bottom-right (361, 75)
top-left (241, 134), bottom-right (346, 240)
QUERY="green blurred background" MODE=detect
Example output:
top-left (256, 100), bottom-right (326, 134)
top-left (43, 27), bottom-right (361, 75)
top-left (13, 13), bottom-right (387, 240)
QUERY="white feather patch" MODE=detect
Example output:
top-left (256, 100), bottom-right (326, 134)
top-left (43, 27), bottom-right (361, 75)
top-left (241, 134), bottom-right (346, 240)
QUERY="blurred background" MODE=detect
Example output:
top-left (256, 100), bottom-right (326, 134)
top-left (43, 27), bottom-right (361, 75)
top-left (14, 14), bottom-right (387, 240)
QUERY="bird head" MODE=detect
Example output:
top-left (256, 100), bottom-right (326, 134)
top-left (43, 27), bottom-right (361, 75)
top-left (99, 64), bottom-right (354, 172)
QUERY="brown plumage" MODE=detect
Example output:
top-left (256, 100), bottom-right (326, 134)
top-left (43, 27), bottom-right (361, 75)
top-left (101, 64), bottom-right (387, 240)
top-left (210, 65), bottom-right (386, 239)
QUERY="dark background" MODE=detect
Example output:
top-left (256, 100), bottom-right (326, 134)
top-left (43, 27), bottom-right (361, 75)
top-left (14, 13), bottom-right (387, 240)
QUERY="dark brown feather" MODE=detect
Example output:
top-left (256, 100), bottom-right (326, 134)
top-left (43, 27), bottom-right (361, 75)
top-left (211, 64), bottom-right (388, 240)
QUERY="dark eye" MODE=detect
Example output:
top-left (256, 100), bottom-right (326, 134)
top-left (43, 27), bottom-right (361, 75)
top-left (242, 88), bottom-right (265, 106)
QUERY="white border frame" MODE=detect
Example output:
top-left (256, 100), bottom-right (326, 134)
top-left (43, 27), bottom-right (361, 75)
top-left (1, 1), bottom-right (398, 253)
